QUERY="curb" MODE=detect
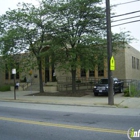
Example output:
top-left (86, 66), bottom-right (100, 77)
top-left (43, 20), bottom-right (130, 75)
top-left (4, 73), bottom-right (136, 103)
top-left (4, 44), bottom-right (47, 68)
top-left (0, 99), bottom-right (120, 108)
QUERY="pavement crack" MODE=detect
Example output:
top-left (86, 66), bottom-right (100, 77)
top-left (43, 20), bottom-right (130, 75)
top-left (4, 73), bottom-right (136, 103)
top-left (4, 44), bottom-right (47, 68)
top-left (63, 114), bottom-right (72, 117)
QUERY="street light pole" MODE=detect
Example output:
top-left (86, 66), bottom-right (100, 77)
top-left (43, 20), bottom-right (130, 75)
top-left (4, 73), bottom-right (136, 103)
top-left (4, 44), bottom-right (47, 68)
top-left (106, 0), bottom-right (114, 105)
top-left (14, 74), bottom-right (16, 100)
top-left (12, 68), bottom-right (16, 100)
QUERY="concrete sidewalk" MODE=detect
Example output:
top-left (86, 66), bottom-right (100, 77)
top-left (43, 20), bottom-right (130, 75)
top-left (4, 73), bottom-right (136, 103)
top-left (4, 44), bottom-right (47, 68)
top-left (0, 90), bottom-right (140, 108)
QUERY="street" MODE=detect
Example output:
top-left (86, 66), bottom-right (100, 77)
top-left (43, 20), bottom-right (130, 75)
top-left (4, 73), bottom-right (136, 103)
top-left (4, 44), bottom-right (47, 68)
top-left (0, 102), bottom-right (140, 140)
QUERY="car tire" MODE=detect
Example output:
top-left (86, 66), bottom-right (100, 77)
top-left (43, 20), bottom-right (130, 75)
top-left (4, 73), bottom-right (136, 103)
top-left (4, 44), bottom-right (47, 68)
top-left (119, 87), bottom-right (123, 93)
top-left (94, 93), bottom-right (98, 96)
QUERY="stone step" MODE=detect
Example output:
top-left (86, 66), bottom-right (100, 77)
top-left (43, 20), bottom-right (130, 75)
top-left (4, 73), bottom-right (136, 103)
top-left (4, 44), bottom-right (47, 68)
top-left (25, 84), bottom-right (39, 91)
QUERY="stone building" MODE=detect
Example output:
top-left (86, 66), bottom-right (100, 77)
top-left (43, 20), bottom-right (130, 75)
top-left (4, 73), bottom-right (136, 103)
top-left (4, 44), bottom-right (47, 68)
top-left (0, 44), bottom-right (140, 86)
top-left (113, 44), bottom-right (140, 80)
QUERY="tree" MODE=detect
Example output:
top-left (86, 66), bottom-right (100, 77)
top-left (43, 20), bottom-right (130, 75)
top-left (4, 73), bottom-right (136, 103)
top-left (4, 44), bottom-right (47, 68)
top-left (48, 0), bottom-right (133, 93)
top-left (0, 0), bottom-right (133, 94)
top-left (0, 0), bottom-right (56, 93)
top-left (48, 0), bottom-right (108, 93)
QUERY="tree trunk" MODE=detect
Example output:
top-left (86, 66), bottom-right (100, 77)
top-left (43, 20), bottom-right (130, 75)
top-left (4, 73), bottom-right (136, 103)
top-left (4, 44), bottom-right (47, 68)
top-left (38, 58), bottom-right (44, 93)
top-left (71, 69), bottom-right (76, 93)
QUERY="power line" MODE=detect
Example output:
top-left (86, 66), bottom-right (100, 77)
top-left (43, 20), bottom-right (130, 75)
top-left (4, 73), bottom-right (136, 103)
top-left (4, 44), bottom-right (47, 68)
top-left (110, 9), bottom-right (140, 27)
top-left (112, 15), bottom-right (140, 23)
top-left (112, 0), bottom-right (140, 6)
top-left (112, 19), bottom-right (140, 27)
top-left (109, 1), bottom-right (140, 27)
top-left (111, 10), bottom-right (140, 18)
top-left (103, 1), bottom-right (140, 27)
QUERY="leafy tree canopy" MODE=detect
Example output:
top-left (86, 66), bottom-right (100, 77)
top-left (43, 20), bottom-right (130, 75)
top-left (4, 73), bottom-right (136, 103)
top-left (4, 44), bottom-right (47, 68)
top-left (0, 0), bottom-right (133, 93)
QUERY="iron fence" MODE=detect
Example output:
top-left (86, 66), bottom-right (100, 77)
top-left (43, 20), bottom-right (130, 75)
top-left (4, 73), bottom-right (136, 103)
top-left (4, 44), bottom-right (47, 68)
top-left (57, 77), bottom-right (140, 96)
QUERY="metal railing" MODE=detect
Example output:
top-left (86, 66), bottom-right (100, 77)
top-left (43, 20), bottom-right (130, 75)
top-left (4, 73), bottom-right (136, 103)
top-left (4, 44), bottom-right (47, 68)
top-left (57, 77), bottom-right (140, 96)
top-left (128, 80), bottom-right (140, 97)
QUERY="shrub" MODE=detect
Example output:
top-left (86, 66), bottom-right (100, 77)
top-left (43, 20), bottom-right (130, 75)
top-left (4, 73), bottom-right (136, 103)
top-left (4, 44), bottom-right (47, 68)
top-left (89, 81), bottom-right (93, 84)
top-left (124, 88), bottom-right (129, 97)
top-left (124, 84), bottom-right (139, 97)
top-left (76, 80), bottom-right (81, 83)
top-left (129, 84), bottom-right (138, 97)
top-left (0, 85), bottom-right (10, 92)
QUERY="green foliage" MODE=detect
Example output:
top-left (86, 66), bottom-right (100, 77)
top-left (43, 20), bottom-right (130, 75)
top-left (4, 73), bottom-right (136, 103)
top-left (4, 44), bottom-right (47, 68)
top-left (20, 77), bottom-right (27, 83)
top-left (51, 0), bottom-right (107, 70)
top-left (0, 0), bottom-right (57, 93)
top-left (0, 85), bottom-right (11, 92)
top-left (0, 0), bottom-right (133, 93)
top-left (76, 80), bottom-right (81, 83)
top-left (129, 84), bottom-right (138, 97)
top-left (89, 81), bottom-right (93, 84)
top-left (124, 84), bottom-right (139, 97)
top-left (124, 88), bottom-right (129, 97)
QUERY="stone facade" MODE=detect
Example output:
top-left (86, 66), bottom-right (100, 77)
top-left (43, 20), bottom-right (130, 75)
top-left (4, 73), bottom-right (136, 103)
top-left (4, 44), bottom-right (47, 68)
top-left (113, 44), bottom-right (140, 80)
top-left (0, 44), bottom-right (140, 86)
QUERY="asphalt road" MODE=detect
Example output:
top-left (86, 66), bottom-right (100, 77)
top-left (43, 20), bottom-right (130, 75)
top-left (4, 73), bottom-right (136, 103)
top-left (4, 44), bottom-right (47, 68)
top-left (0, 102), bottom-right (140, 140)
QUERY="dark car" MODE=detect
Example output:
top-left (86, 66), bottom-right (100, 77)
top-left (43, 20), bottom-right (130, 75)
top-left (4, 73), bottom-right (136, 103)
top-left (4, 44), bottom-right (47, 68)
top-left (93, 78), bottom-right (124, 96)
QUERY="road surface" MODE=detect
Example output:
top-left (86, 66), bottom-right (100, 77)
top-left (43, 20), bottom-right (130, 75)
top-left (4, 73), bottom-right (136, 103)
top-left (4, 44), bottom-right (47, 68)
top-left (0, 102), bottom-right (140, 140)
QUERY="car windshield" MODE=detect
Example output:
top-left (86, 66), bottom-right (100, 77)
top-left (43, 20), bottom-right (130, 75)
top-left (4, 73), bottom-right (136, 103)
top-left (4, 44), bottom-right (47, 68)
top-left (100, 79), bottom-right (108, 84)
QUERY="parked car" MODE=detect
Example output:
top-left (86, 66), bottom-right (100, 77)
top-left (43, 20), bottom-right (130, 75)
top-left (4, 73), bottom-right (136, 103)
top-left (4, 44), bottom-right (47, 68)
top-left (93, 78), bottom-right (124, 96)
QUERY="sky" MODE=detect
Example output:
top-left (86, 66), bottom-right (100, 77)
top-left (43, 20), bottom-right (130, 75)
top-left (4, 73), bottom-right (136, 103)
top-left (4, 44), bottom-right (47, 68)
top-left (110, 0), bottom-right (140, 51)
top-left (0, 0), bottom-right (140, 51)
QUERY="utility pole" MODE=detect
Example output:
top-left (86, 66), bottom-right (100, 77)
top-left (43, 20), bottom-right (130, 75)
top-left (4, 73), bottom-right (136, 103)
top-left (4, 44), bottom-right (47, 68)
top-left (106, 0), bottom-right (114, 105)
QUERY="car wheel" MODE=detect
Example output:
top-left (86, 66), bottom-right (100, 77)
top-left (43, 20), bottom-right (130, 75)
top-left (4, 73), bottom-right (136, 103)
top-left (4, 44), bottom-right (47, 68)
top-left (94, 93), bottom-right (98, 96)
top-left (119, 87), bottom-right (123, 93)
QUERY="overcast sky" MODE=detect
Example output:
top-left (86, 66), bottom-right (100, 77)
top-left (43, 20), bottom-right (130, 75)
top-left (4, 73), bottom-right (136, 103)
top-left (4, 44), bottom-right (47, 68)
top-left (111, 0), bottom-right (140, 51)
top-left (0, 0), bottom-right (140, 51)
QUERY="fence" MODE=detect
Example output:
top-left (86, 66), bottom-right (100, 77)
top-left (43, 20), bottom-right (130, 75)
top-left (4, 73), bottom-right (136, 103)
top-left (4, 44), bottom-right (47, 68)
top-left (57, 82), bottom-right (95, 91)
top-left (128, 80), bottom-right (140, 97)
top-left (57, 77), bottom-right (140, 96)
top-left (57, 77), bottom-right (100, 91)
